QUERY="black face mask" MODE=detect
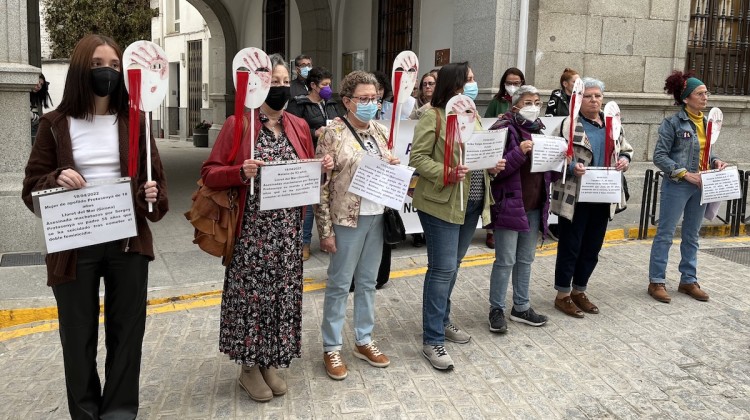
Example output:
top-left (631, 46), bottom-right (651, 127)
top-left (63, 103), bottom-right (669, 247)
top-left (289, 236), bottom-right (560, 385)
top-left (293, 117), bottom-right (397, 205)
top-left (91, 67), bottom-right (120, 97)
top-left (265, 86), bottom-right (291, 111)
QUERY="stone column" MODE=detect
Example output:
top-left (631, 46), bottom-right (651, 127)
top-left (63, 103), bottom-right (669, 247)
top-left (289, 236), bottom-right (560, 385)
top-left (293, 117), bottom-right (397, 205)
top-left (451, 0), bottom-right (521, 112)
top-left (0, 0), bottom-right (45, 253)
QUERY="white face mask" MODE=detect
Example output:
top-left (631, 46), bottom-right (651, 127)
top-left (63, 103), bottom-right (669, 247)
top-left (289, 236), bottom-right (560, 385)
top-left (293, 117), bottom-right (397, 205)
top-left (505, 84), bottom-right (520, 97)
top-left (518, 105), bottom-right (541, 122)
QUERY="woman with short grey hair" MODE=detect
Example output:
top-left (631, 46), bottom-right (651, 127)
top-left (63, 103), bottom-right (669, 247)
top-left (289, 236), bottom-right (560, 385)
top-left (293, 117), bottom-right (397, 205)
top-left (550, 77), bottom-right (633, 318)
top-left (486, 85), bottom-right (559, 333)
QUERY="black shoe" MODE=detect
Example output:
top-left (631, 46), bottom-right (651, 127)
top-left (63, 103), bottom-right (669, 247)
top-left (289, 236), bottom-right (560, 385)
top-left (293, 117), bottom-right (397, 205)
top-left (509, 307), bottom-right (548, 327)
top-left (488, 308), bottom-right (507, 333)
top-left (412, 234), bottom-right (425, 248)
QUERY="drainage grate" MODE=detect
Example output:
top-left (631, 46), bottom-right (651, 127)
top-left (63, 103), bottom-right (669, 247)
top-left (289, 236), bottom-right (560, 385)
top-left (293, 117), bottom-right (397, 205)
top-left (701, 246), bottom-right (750, 267)
top-left (0, 252), bottom-right (45, 267)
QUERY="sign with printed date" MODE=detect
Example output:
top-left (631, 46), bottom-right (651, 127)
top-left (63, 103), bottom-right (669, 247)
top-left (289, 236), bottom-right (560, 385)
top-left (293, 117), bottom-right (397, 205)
top-left (348, 154), bottom-right (416, 209)
top-left (531, 134), bottom-right (566, 173)
top-left (578, 167), bottom-right (622, 203)
top-left (34, 179), bottom-right (136, 253)
top-left (463, 129), bottom-right (507, 170)
top-left (700, 166), bottom-right (741, 204)
top-left (260, 160), bottom-right (323, 211)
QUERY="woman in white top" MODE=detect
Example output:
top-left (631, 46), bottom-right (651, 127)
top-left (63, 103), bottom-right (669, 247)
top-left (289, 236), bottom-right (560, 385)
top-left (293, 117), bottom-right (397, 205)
top-left (22, 34), bottom-right (168, 419)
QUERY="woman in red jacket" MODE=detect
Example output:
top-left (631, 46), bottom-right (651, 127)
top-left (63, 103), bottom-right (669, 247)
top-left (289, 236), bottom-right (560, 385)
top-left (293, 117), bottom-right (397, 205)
top-left (201, 53), bottom-right (332, 403)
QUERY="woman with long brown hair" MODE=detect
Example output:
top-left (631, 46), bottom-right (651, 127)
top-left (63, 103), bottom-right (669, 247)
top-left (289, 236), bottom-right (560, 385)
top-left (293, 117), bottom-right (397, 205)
top-left (22, 34), bottom-right (168, 419)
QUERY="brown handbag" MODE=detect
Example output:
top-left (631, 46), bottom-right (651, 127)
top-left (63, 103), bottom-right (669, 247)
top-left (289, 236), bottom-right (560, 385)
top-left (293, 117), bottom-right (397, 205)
top-left (184, 116), bottom-right (248, 266)
top-left (184, 179), bottom-right (239, 266)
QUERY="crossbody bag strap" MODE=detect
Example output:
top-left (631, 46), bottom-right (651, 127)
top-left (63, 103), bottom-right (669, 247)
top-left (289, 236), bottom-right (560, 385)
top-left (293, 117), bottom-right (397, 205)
top-left (341, 116), bottom-right (367, 150)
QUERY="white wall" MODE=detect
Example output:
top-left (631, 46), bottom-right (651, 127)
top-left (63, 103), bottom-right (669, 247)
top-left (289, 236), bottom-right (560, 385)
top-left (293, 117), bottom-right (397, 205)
top-left (289, 0), bottom-right (302, 63)
top-left (341, 0), bottom-right (373, 70)
top-left (39, 60), bottom-right (69, 113)
top-left (416, 0), bottom-right (453, 73)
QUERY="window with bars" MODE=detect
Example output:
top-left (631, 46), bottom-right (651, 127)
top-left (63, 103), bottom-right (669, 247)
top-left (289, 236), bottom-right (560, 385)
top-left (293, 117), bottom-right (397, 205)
top-left (687, 0), bottom-right (750, 95)
top-left (265, 0), bottom-right (286, 57)
top-left (377, 0), bottom-right (414, 74)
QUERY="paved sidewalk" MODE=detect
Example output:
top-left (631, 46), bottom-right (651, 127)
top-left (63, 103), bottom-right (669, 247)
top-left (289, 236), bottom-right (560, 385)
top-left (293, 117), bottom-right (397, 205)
top-left (2, 236), bottom-right (750, 419)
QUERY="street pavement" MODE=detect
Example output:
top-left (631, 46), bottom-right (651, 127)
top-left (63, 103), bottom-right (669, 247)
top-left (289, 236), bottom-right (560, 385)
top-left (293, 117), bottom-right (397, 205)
top-left (2, 139), bottom-right (750, 419)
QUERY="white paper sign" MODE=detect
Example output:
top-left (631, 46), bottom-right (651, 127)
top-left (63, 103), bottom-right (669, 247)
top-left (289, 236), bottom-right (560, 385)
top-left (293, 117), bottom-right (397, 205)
top-left (578, 167), bottom-right (622, 203)
top-left (348, 154), bottom-right (416, 209)
top-left (463, 129), bottom-right (507, 170)
top-left (260, 160), bottom-right (323, 211)
top-left (35, 181), bottom-right (136, 253)
top-left (531, 134), bottom-right (567, 173)
top-left (700, 166), bottom-right (741, 204)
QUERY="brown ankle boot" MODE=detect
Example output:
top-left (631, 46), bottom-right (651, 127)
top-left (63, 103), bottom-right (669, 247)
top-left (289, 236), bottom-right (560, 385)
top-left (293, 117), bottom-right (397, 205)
top-left (677, 283), bottom-right (709, 301)
top-left (239, 365), bottom-right (273, 402)
top-left (648, 283), bottom-right (671, 303)
top-left (260, 367), bottom-right (287, 396)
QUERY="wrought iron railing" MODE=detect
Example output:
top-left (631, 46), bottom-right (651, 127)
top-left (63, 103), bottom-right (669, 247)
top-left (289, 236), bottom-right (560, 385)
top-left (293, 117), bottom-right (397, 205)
top-left (687, 0), bottom-right (750, 95)
top-left (377, 0), bottom-right (414, 74)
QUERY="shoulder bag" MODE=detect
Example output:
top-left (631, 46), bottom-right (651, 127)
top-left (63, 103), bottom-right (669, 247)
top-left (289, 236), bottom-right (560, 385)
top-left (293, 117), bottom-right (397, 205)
top-left (341, 117), bottom-right (406, 245)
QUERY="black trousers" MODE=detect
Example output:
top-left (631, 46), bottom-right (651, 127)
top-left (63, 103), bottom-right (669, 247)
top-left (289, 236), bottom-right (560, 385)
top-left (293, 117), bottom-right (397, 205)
top-left (554, 202), bottom-right (610, 292)
top-left (52, 241), bottom-right (149, 420)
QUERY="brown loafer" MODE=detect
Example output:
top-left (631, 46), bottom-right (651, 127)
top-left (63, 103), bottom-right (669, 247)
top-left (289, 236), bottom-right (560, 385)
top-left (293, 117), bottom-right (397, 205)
top-left (570, 292), bottom-right (599, 314)
top-left (554, 296), bottom-right (584, 318)
top-left (678, 283), bottom-right (709, 301)
top-left (648, 283), bottom-right (671, 303)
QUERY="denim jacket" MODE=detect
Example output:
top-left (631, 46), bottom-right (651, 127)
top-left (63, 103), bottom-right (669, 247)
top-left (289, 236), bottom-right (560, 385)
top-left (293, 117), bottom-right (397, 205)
top-left (654, 108), bottom-right (718, 182)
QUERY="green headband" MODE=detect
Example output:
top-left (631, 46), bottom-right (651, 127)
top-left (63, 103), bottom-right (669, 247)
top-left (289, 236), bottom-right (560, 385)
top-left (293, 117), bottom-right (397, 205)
top-left (681, 77), bottom-right (704, 101)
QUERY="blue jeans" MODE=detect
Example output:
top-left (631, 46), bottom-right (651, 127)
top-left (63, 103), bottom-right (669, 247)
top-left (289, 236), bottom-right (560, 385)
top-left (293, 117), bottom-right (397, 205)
top-left (419, 199), bottom-right (483, 345)
top-left (489, 209), bottom-right (540, 312)
top-left (321, 215), bottom-right (384, 352)
top-left (303, 205), bottom-right (314, 245)
top-left (648, 180), bottom-right (705, 284)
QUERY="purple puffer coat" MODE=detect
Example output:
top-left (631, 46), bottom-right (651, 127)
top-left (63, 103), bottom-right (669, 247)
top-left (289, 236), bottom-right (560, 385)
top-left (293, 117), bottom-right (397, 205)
top-left (484, 113), bottom-right (561, 235)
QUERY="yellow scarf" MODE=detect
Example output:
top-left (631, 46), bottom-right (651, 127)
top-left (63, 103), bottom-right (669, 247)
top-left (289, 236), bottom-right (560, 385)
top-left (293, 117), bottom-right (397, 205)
top-left (686, 108), bottom-right (707, 170)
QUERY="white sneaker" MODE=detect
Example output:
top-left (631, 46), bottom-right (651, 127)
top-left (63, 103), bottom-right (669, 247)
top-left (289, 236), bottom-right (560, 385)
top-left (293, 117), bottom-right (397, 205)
top-left (444, 323), bottom-right (471, 343)
top-left (422, 344), bottom-right (454, 370)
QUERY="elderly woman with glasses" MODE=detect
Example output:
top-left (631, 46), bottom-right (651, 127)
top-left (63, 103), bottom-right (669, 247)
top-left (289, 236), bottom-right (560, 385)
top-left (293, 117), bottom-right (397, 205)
top-left (551, 77), bottom-right (633, 318)
top-left (485, 85), bottom-right (560, 333)
top-left (315, 70), bottom-right (400, 381)
top-left (647, 71), bottom-right (726, 304)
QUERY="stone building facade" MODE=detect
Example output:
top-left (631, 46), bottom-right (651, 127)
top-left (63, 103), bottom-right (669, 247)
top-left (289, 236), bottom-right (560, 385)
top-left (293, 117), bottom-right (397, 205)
top-left (1, 0), bottom-right (748, 253)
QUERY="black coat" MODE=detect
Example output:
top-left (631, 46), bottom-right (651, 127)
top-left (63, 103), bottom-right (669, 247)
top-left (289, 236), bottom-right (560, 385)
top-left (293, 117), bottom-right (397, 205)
top-left (286, 96), bottom-right (341, 147)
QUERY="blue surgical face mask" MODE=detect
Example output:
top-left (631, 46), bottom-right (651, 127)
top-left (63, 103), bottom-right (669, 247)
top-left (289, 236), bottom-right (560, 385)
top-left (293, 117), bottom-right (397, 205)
top-left (299, 66), bottom-right (311, 78)
top-left (353, 101), bottom-right (378, 123)
top-left (463, 82), bottom-right (478, 100)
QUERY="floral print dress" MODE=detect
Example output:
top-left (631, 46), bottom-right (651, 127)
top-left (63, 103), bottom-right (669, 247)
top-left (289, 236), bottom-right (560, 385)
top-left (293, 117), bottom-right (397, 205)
top-left (219, 125), bottom-right (303, 368)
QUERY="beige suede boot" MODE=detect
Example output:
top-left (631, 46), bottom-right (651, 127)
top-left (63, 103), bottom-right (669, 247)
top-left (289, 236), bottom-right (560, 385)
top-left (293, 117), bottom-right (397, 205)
top-left (238, 365), bottom-right (273, 402)
top-left (260, 367), bottom-right (288, 396)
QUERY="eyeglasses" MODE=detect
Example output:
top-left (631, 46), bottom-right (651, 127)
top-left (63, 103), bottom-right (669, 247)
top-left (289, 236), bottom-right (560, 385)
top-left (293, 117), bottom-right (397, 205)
top-left (582, 94), bottom-right (603, 101)
top-left (692, 91), bottom-right (710, 98)
top-left (505, 81), bottom-right (523, 87)
top-left (349, 96), bottom-right (379, 105)
top-left (422, 81), bottom-right (436, 87)
top-left (520, 101), bottom-right (543, 107)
